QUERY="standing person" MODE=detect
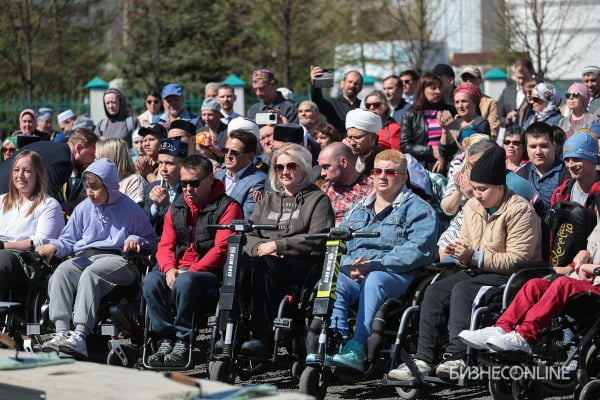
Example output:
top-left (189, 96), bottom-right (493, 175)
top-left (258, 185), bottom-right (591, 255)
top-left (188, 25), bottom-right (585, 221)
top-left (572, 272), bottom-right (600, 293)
top-left (401, 72), bottom-right (456, 172)
top-left (247, 69), bottom-right (298, 124)
top-left (363, 90), bottom-right (401, 151)
top-left (582, 66), bottom-right (600, 116)
top-left (142, 155), bottom-right (243, 367)
top-left (217, 84), bottom-right (241, 125)
top-left (382, 75), bottom-right (408, 124)
top-left (310, 66), bottom-right (363, 135)
top-left (459, 66), bottom-right (501, 139)
top-left (153, 83), bottom-right (199, 129)
top-left (558, 83), bottom-right (597, 137)
top-left (57, 110), bottom-right (75, 133)
top-left (297, 100), bottom-right (321, 135)
top-left (0, 150), bottom-right (64, 300)
top-left (522, 82), bottom-right (563, 131)
top-left (38, 158), bottom-right (157, 358)
top-left (138, 90), bottom-right (163, 128)
top-left (498, 59), bottom-right (535, 128)
top-left (432, 64), bottom-right (456, 107)
top-left (14, 109), bottom-right (45, 139)
top-left (95, 88), bottom-right (139, 147)
top-left (400, 70), bottom-right (419, 105)
top-left (240, 143), bottom-right (334, 356)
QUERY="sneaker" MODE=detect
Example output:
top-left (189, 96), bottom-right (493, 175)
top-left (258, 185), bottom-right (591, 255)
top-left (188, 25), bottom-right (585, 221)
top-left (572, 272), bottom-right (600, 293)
top-left (41, 331), bottom-right (68, 352)
top-left (459, 326), bottom-right (506, 350)
top-left (388, 359), bottom-right (431, 381)
top-left (164, 339), bottom-right (190, 367)
top-left (59, 331), bottom-right (88, 358)
top-left (306, 353), bottom-right (334, 365)
top-left (435, 355), bottom-right (466, 379)
top-left (486, 331), bottom-right (532, 354)
top-left (331, 340), bottom-right (366, 372)
top-left (147, 338), bottom-right (174, 367)
top-left (241, 338), bottom-right (271, 358)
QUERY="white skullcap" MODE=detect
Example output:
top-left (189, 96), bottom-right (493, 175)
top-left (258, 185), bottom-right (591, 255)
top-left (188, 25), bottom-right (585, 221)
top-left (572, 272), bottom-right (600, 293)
top-left (582, 66), bottom-right (600, 75)
top-left (227, 117), bottom-right (259, 137)
top-left (57, 109), bottom-right (75, 123)
top-left (345, 109), bottom-right (382, 134)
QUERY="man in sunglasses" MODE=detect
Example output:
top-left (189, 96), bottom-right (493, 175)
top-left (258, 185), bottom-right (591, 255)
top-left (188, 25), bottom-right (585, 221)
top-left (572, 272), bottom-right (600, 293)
top-left (144, 139), bottom-right (188, 236)
top-left (142, 154), bottom-right (243, 367)
top-left (214, 129), bottom-right (267, 218)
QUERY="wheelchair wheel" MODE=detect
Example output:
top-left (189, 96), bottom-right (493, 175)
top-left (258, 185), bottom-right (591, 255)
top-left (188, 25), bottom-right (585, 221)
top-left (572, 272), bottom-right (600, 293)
top-left (395, 387), bottom-right (421, 400)
top-left (290, 360), bottom-right (303, 385)
top-left (488, 379), bottom-right (513, 400)
top-left (209, 360), bottom-right (235, 384)
top-left (584, 344), bottom-right (600, 378)
top-left (106, 345), bottom-right (137, 368)
top-left (235, 358), bottom-right (267, 380)
top-left (299, 366), bottom-right (328, 400)
top-left (580, 379), bottom-right (600, 400)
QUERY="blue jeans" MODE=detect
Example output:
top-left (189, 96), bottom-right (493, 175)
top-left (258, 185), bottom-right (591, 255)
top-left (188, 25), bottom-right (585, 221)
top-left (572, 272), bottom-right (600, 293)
top-left (142, 270), bottom-right (220, 340)
top-left (331, 271), bottom-right (415, 345)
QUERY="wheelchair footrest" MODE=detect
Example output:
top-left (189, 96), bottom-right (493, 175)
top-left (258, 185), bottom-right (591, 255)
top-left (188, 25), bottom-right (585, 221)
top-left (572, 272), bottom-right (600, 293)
top-left (273, 318), bottom-right (293, 330)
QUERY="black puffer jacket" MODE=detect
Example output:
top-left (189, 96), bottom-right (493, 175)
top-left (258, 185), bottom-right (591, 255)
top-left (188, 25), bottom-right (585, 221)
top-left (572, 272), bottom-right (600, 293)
top-left (401, 103), bottom-right (456, 162)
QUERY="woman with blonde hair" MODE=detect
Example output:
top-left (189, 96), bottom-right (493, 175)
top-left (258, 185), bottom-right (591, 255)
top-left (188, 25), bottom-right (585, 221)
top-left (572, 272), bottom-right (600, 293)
top-left (95, 138), bottom-right (147, 205)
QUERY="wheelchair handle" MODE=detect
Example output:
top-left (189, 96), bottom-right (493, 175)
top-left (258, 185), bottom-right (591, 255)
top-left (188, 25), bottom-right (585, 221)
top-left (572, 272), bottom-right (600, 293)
top-left (121, 248), bottom-right (153, 258)
top-left (206, 220), bottom-right (282, 232)
top-left (305, 230), bottom-right (380, 241)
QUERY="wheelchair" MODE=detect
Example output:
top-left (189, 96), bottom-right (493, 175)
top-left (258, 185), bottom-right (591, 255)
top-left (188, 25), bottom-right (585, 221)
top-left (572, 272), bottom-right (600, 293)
top-left (206, 220), bottom-right (320, 384)
top-left (384, 261), bottom-right (554, 400)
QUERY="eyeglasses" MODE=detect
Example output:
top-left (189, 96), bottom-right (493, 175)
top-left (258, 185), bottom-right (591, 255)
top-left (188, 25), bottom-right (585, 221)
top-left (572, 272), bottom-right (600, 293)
top-left (146, 99), bottom-right (160, 105)
top-left (365, 102), bottom-right (382, 109)
top-left (503, 140), bottom-right (521, 146)
top-left (346, 133), bottom-right (371, 142)
top-left (180, 176), bottom-right (208, 188)
top-left (224, 148), bottom-right (244, 157)
top-left (2, 147), bottom-right (15, 153)
top-left (372, 168), bottom-right (401, 178)
top-left (274, 162), bottom-right (298, 173)
top-left (531, 97), bottom-right (543, 103)
top-left (565, 92), bottom-right (582, 100)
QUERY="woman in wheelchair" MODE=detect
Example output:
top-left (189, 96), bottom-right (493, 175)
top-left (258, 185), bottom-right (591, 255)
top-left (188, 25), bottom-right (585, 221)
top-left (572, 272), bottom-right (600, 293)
top-left (459, 226), bottom-right (600, 354)
top-left (0, 150), bottom-right (64, 300)
top-left (388, 145), bottom-right (542, 381)
top-left (36, 158), bottom-right (157, 358)
top-left (316, 150), bottom-right (439, 372)
top-left (240, 143), bottom-right (334, 357)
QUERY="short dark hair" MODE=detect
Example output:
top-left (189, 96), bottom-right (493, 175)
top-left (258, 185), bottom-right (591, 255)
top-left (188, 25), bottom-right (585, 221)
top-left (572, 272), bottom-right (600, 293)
top-left (514, 58), bottom-right (534, 74)
top-left (524, 121), bottom-right (555, 145)
top-left (228, 129), bottom-right (258, 154)
top-left (383, 75), bottom-right (400, 87)
top-left (218, 84), bottom-right (234, 93)
top-left (400, 70), bottom-right (419, 81)
top-left (311, 122), bottom-right (340, 142)
top-left (181, 154), bottom-right (213, 175)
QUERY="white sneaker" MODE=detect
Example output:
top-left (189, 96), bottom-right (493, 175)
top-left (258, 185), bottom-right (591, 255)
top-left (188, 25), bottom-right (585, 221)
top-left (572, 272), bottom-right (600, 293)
top-left (59, 331), bottom-right (88, 358)
top-left (435, 357), bottom-right (466, 379)
top-left (41, 331), bottom-right (68, 352)
top-left (388, 359), bottom-right (431, 381)
top-left (459, 326), bottom-right (506, 350)
top-left (486, 331), bottom-right (531, 354)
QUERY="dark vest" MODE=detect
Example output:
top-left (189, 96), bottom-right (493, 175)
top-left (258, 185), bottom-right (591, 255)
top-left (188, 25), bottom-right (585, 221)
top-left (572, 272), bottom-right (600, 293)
top-left (170, 194), bottom-right (238, 261)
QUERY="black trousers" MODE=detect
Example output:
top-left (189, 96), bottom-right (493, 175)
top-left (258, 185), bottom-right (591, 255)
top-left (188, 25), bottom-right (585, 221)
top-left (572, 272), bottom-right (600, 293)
top-left (0, 250), bottom-right (28, 300)
top-left (414, 270), bottom-right (508, 363)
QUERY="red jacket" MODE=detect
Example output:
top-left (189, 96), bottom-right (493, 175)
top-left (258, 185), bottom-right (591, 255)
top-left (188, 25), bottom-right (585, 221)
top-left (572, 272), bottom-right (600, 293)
top-left (157, 179), bottom-right (243, 273)
top-left (378, 119), bottom-right (401, 151)
top-left (550, 178), bottom-right (600, 210)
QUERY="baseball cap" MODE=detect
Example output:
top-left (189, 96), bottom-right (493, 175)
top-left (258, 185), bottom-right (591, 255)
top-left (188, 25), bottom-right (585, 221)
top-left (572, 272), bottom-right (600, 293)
top-left (460, 65), bottom-right (482, 79)
top-left (139, 123), bottom-right (167, 138)
top-left (162, 83), bottom-right (183, 98)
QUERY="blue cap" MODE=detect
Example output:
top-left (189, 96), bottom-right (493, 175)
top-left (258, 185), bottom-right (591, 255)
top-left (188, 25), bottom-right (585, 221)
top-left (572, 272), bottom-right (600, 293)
top-left (458, 124), bottom-right (480, 144)
top-left (162, 83), bottom-right (183, 98)
top-left (562, 131), bottom-right (598, 163)
top-left (158, 139), bottom-right (188, 159)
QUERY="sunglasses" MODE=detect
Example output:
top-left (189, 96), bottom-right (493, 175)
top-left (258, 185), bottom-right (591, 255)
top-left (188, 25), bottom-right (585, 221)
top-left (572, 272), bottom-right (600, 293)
top-left (2, 147), bottom-right (15, 153)
top-left (372, 168), bottom-right (400, 178)
top-left (146, 99), bottom-right (160, 104)
top-left (565, 92), bottom-right (582, 100)
top-left (503, 140), bottom-right (521, 146)
top-left (365, 102), bottom-right (382, 109)
top-left (274, 162), bottom-right (298, 173)
top-left (180, 176), bottom-right (207, 188)
top-left (224, 148), bottom-right (243, 157)
top-left (531, 97), bottom-right (543, 103)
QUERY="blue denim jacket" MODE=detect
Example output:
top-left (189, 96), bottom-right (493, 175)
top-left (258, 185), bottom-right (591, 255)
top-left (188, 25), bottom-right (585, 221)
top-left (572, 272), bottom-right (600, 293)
top-left (339, 186), bottom-right (439, 275)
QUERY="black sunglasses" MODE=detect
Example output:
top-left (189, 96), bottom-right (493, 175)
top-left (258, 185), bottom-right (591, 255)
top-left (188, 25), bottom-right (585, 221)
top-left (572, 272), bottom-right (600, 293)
top-left (180, 176), bottom-right (208, 188)
top-left (224, 148), bottom-right (243, 157)
top-left (274, 162), bottom-right (298, 172)
top-left (565, 92), bottom-right (581, 100)
top-left (365, 102), bottom-right (382, 109)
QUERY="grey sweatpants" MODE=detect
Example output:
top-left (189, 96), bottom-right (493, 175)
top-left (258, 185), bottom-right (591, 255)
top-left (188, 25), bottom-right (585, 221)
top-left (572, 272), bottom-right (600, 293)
top-left (48, 254), bottom-right (137, 334)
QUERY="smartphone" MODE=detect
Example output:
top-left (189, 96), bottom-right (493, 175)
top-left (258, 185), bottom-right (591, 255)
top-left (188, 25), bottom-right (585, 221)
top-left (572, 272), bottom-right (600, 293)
top-left (72, 257), bottom-right (93, 268)
top-left (315, 68), bottom-right (335, 88)
top-left (255, 112), bottom-right (278, 125)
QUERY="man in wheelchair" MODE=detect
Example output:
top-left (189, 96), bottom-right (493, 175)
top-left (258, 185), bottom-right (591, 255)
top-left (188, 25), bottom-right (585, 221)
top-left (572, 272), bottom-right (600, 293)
top-left (36, 158), bottom-right (157, 358)
top-left (142, 155), bottom-right (242, 367)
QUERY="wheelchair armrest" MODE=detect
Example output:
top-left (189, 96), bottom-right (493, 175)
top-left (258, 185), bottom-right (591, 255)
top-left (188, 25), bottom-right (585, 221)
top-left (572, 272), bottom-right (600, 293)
top-left (428, 262), bottom-right (457, 271)
top-left (509, 261), bottom-right (553, 271)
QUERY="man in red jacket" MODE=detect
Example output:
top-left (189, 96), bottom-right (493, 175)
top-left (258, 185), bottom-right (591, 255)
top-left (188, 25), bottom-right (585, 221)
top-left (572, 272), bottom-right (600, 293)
top-left (142, 155), bottom-right (243, 367)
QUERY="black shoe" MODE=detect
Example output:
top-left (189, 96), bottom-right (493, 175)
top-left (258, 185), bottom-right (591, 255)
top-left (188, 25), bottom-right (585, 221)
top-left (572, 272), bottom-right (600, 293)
top-left (164, 339), bottom-right (190, 367)
top-left (241, 338), bottom-right (271, 357)
top-left (148, 338), bottom-right (174, 367)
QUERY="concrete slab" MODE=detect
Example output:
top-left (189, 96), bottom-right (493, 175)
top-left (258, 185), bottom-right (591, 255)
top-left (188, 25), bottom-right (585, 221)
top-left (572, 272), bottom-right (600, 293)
top-left (0, 348), bottom-right (313, 400)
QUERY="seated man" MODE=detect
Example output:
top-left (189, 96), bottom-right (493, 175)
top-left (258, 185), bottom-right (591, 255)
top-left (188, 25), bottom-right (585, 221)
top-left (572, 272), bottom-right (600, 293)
top-left (214, 129), bottom-right (266, 219)
top-left (38, 158), bottom-right (157, 358)
top-left (142, 155), bottom-right (243, 367)
top-left (319, 150), bottom-right (439, 372)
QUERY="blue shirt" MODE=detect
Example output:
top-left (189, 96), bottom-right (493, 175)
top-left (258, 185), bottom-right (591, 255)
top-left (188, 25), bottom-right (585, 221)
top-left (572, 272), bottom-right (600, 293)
top-left (520, 158), bottom-right (566, 216)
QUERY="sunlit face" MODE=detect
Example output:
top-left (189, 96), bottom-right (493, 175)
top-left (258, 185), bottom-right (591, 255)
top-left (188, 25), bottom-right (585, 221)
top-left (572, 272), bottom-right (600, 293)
top-left (180, 166), bottom-right (212, 205)
top-left (204, 88), bottom-right (218, 99)
top-left (382, 77), bottom-right (401, 103)
top-left (83, 176), bottom-right (108, 205)
top-left (365, 95), bottom-right (386, 119)
top-left (315, 132), bottom-right (332, 149)
top-left (274, 153), bottom-right (304, 194)
top-left (565, 157), bottom-right (597, 182)
top-left (424, 83), bottom-right (442, 104)
top-left (73, 143), bottom-right (96, 172)
top-left (201, 110), bottom-right (220, 129)
top-left (515, 67), bottom-right (533, 89)
top-left (133, 136), bottom-right (145, 156)
top-left (157, 154), bottom-right (182, 186)
top-left (470, 181), bottom-right (504, 208)
top-left (372, 159), bottom-right (407, 199)
top-left (104, 93), bottom-right (119, 116)
top-left (224, 138), bottom-right (253, 173)
top-left (145, 95), bottom-right (161, 114)
top-left (252, 80), bottom-right (277, 103)
top-left (20, 113), bottom-right (36, 134)
top-left (38, 118), bottom-right (53, 133)
top-left (400, 74), bottom-right (416, 95)
top-left (143, 134), bottom-right (161, 158)
top-left (583, 72), bottom-right (600, 97)
top-left (454, 92), bottom-right (476, 119)
top-left (346, 127), bottom-right (376, 156)
top-left (12, 156), bottom-right (37, 198)
top-left (530, 95), bottom-right (547, 113)
top-left (318, 152), bottom-right (344, 184)
top-left (217, 88), bottom-right (235, 111)
top-left (340, 72), bottom-right (363, 99)
top-left (163, 95), bottom-right (184, 117)
top-left (298, 104), bottom-right (319, 127)
top-left (526, 134), bottom-right (556, 171)
top-left (259, 126), bottom-right (274, 155)
top-left (566, 91), bottom-right (585, 111)
top-left (503, 133), bottom-right (523, 160)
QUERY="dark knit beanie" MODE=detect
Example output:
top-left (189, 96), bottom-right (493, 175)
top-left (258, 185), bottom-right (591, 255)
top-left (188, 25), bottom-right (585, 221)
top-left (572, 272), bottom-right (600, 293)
top-left (470, 146), bottom-right (506, 185)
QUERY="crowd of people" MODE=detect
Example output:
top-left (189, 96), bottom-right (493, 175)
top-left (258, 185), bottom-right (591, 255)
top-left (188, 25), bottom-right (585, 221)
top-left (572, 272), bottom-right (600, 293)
top-left (1, 60), bottom-right (600, 382)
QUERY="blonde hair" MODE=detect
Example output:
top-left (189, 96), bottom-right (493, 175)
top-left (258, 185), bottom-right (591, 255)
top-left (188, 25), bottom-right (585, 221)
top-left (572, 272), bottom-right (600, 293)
top-left (95, 138), bottom-right (136, 179)
top-left (374, 150), bottom-right (407, 173)
top-left (269, 143), bottom-right (313, 193)
top-left (2, 150), bottom-right (49, 217)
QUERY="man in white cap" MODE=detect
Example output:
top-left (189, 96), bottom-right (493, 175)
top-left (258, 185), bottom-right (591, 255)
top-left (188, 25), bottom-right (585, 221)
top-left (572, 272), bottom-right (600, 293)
top-left (460, 65), bottom-right (501, 139)
top-left (58, 110), bottom-right (76, 133)
top-left (582, 66), bottom-right (600, 116)
top-left (344, 108), bottom-right (382, 175)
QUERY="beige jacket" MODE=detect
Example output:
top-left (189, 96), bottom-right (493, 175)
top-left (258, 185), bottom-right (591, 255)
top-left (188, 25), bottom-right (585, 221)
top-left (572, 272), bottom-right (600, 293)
top-left (479, 95), bottom-right (501, 139)
top-left (461, 189), bottom-right (542, 274)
